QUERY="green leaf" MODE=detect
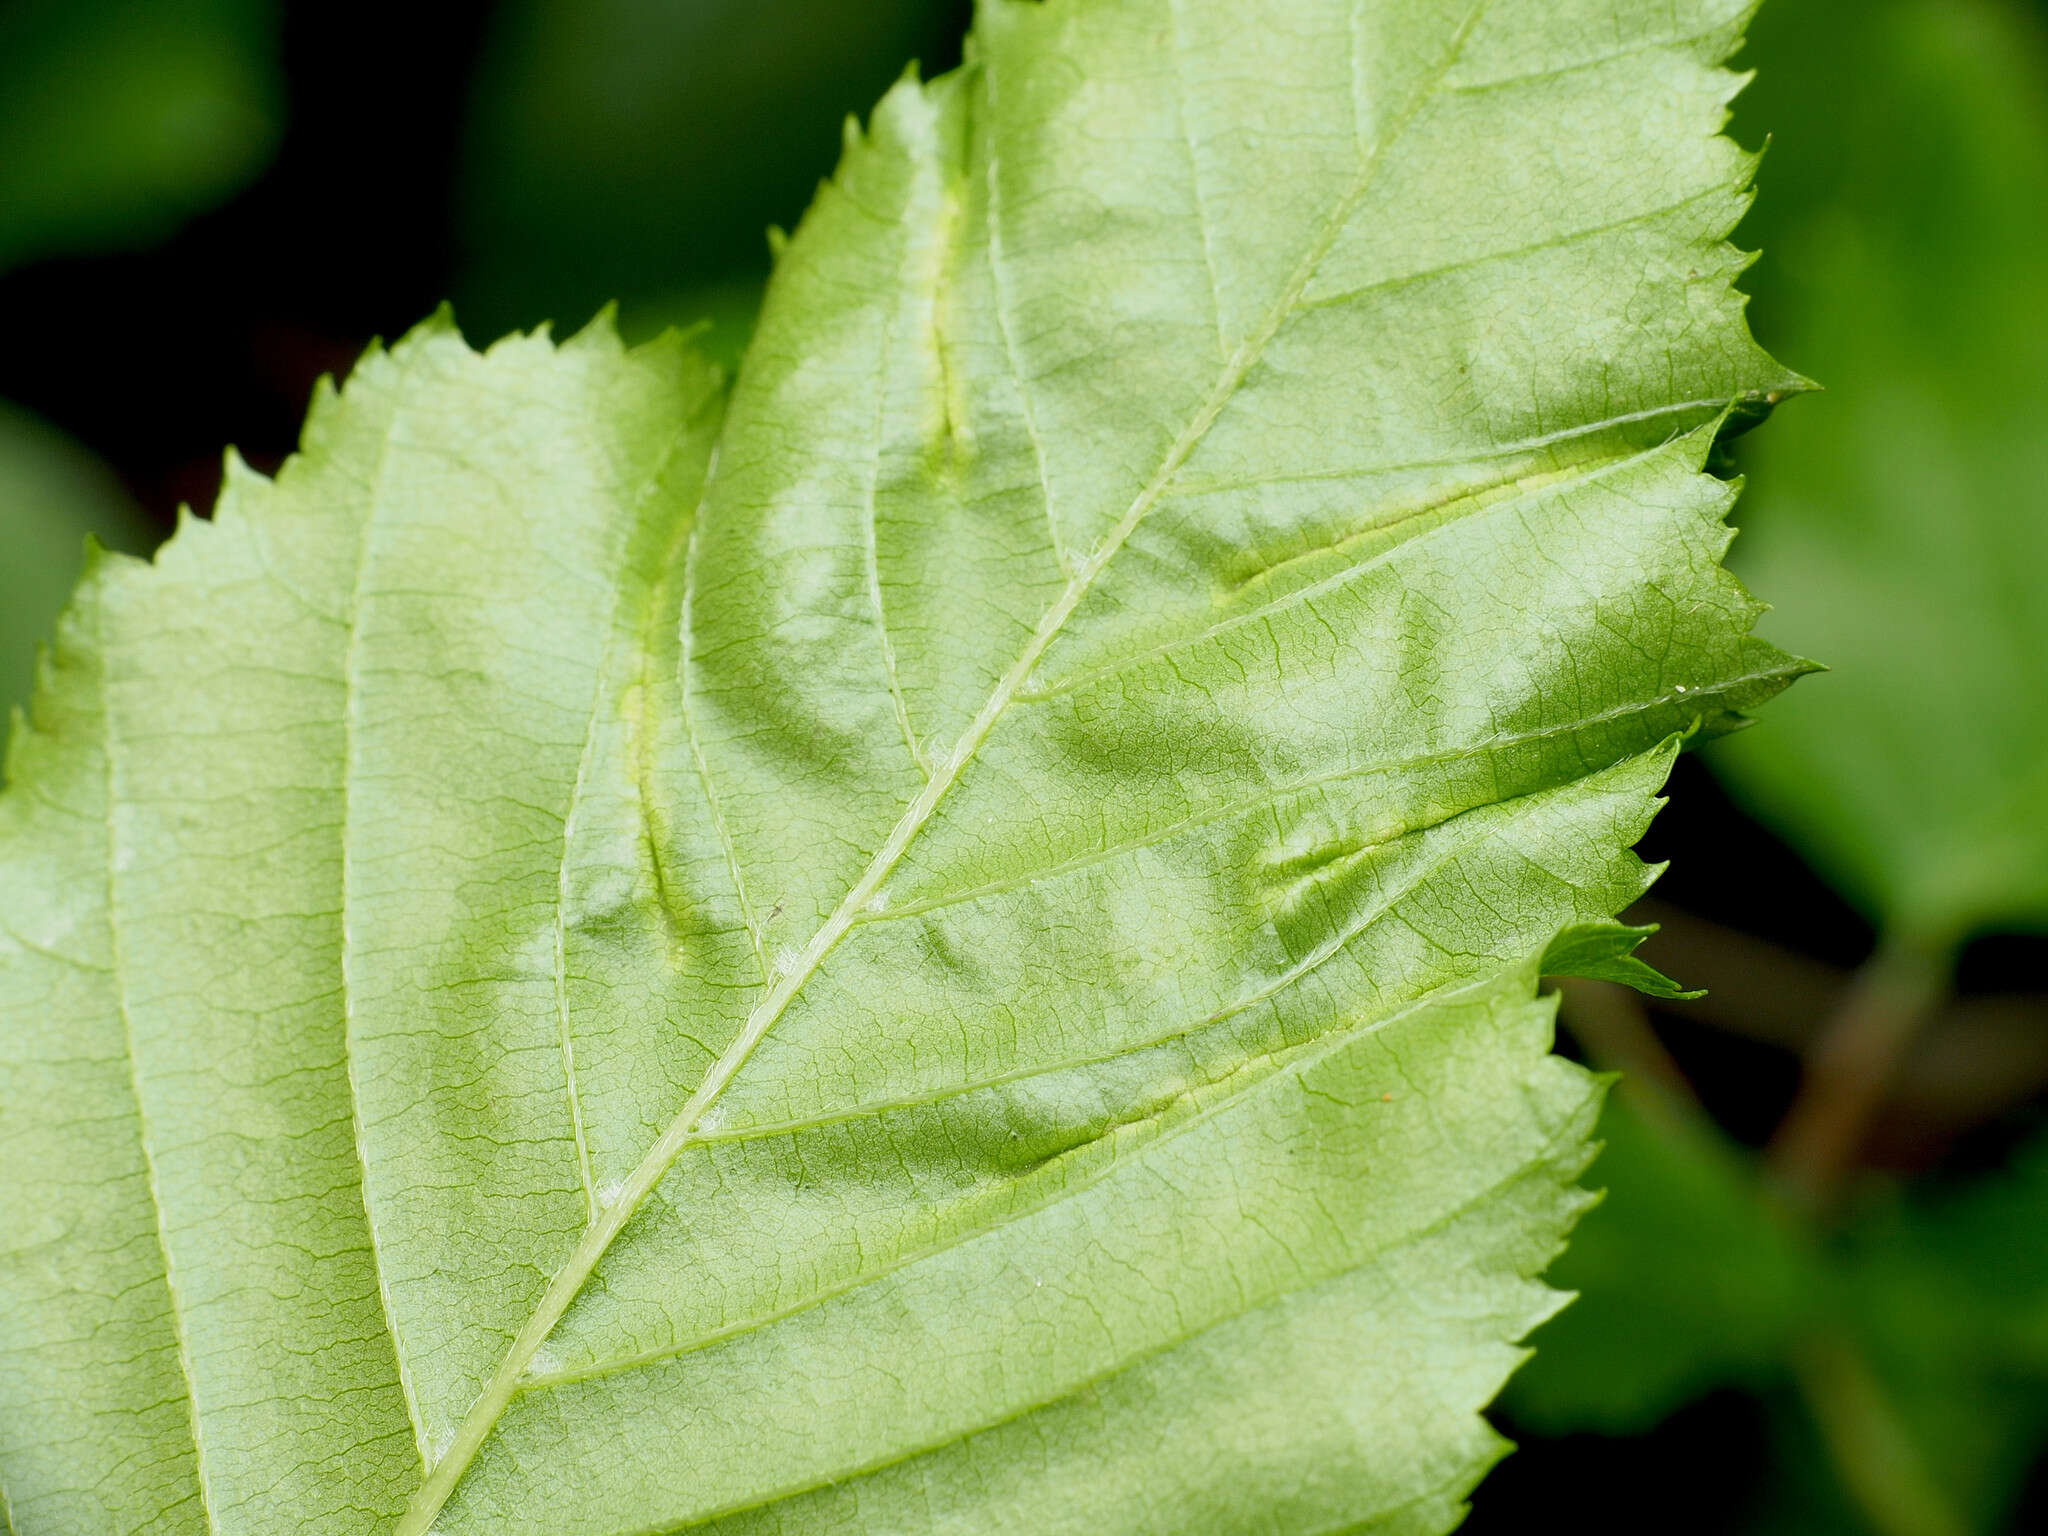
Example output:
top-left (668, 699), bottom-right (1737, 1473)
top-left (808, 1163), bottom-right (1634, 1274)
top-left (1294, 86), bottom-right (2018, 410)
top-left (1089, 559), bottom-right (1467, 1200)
top-left (0, 0), bottom-right (282, 273)
top-left (0, 404), bottom-right (157, 723)
top-left (1541, 923), bottom-right (1704, 1000)
top-left (1709, 0), bottom-right (2048, 941)
top-left (1838, 1138), bottom-right (2048, 1530)
top-left (0, 2), bottom-right (1805, 1530)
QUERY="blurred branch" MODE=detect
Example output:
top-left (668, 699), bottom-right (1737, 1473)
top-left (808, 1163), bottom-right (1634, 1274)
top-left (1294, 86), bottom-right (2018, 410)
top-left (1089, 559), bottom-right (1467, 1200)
top-left (1626, 897), bottom-right (1843, 1048)
top-left (1767, 937), bottom-right (1951, 1215)
top-left (1630, 900), bottom-right (2048, 1156)
top-left (1555, 976), bottom-right (1709, 1139)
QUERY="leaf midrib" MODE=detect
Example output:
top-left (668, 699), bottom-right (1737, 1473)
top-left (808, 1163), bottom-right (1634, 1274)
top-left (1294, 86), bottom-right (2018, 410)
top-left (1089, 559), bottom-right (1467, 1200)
top-left (398, 6), bottom-right (1502, 1526)
top-left (514, 790), bottom-right (1610, 1400)
top-left (512, 660), bottom-right (1791, 1398)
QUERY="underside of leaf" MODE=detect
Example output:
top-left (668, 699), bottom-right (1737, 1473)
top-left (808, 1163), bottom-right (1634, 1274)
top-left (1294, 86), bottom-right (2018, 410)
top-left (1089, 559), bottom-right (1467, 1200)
top-left (0, 2), bottom-right (1806, 1533)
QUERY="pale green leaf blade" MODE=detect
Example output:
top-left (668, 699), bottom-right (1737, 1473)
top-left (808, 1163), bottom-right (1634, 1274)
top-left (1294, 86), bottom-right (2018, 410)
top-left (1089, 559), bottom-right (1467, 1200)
top-left (89, 357), bottom-right (422, 1531)
top-left (1, 317), bottom-right (730, 1530)
top-left (419, 0), bottom-right (1800, 1525)
top-left (457, 958), bottom-right (1607, 1535)
top-left (1, 1), bottom-right (1809, 1532)
top-left (322, 317), bottom-right (733, 1459)
top-left (0, 561), bottom-right (205, 1536)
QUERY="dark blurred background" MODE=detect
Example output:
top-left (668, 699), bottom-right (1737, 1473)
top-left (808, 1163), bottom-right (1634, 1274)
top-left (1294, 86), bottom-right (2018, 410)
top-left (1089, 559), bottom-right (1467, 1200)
top-left (2, 2), bottom-right (2044, 1532)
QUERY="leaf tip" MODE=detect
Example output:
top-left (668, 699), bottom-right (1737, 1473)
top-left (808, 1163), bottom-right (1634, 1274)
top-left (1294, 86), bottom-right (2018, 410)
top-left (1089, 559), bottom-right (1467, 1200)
top-left (1540, 922), bottom-right (1701, 1001)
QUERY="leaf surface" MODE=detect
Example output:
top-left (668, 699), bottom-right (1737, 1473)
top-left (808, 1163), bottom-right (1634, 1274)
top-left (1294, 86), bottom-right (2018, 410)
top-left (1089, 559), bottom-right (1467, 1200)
top-left (0, 2), bottom-right (1804, 1531)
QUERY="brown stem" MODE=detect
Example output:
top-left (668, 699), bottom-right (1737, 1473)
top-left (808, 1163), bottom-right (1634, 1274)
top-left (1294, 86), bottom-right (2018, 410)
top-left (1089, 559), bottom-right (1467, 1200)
top-left (1767, 936), bottom-right (1953, 1216)
top-left (1626, 901), bottom-right (2048, 1155)
top-left (1626, 897), bottom-right (1849, 1049)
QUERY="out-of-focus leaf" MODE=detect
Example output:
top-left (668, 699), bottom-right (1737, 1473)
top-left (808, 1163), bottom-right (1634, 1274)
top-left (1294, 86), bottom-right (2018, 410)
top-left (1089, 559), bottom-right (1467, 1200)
top-left (0, 0), bottom-right (282, 273)
top-left (1507, 1100), bottom-right (1820, 1434)
top-left (1709, 0), bottom-right (2048, 941)
top-left (1840, 1142), bottom-right (2048, 1528)
top-left (459, 0), bottom-right (961, 339)
top-left (1515, 1107), bottom-right (2048, 1532)
top-left (0, 405), bottom-right (155, 724)
top-left (1854, 1139), bottom-right (2048, 1376)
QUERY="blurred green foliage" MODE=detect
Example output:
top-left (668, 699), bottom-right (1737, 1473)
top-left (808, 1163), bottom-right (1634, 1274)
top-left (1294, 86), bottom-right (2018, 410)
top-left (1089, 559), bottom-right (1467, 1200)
top-left (1511, 1104), bottom-right (1817, 1436)
top-left (0, 0), bottom-right (281, 274)
top-left (1517, 1100), bottom-right (2048, 1534)
top-left (0, 406), bottom-right (153, 722)
top-left (1710, 0), bottom-right (2048, 944)
top-left (0, 0), bottom-right (282, 721)
top-left (457, 0), bottom-right (962, 357)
